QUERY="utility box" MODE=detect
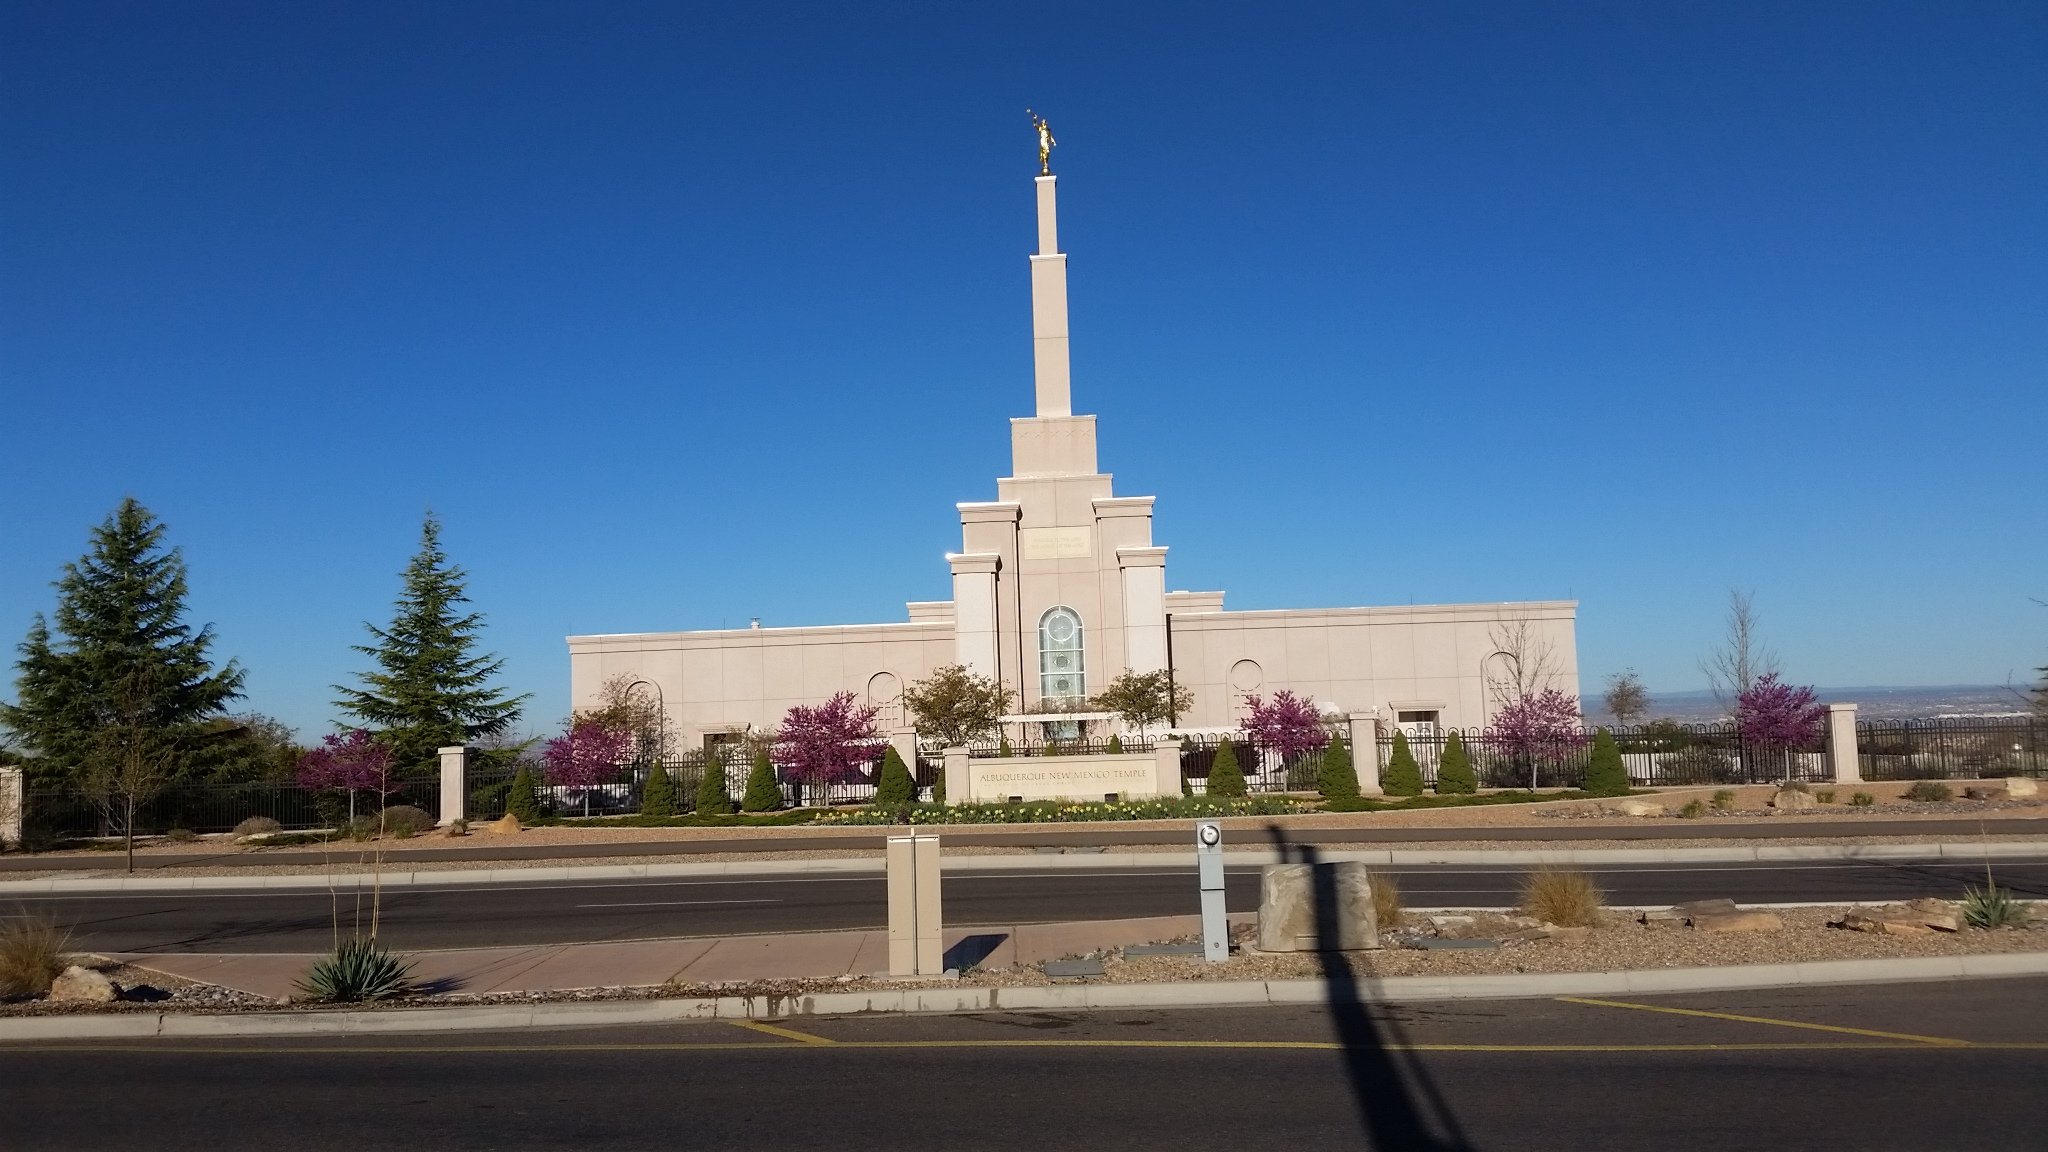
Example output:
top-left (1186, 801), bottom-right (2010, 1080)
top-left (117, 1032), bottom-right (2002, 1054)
top-left (887, 831), bottom-right (944, 976)
top-left (1195, 819), bottom-right (1227, 962)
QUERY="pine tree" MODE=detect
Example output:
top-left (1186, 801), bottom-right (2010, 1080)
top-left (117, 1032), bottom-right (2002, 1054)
top-left (1382, 731), bottom-right (1424, 797)
top-left (873, 746), bottom-right (916, 807)
top-left (1435, 731), bottom-right (1476, 794)
top-left (1583, 728), bottom-right (1630, 797)
top-left (640, 760), bottom-right (677, 817)
top-left (506, 762), bottom-right (543, 822)
top-left (997, 735), bottom-right (1013, 757)
top-left (3, 499), bottom-right (244, 783)
top-left (334, 514), bottom-right (527, 776)
top-left (1206, 738), bottom-right (1247, 798)
top-left (1107, 733), bottom-right (1124, 754)
top-left (741, 748), bottom-right (782, 812)
top-left (1317, 733), bottom-right (1359, 801)
top-left (696, 748), bottom-right (735, 815)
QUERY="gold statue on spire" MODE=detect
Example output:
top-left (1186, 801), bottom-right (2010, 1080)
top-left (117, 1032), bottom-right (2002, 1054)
top-left (1028, 109), bottom-right (1055, 175)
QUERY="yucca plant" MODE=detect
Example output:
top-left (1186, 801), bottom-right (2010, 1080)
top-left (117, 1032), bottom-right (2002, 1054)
top-left (1962, 878), bottom-right (2023, 929)
top-left (297, 936), bottom-right (415, 1003)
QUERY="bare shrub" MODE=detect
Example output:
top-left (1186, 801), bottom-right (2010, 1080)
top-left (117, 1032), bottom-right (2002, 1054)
top-left (233, 816), bottom-right (283, 839)
top-left (1367, 871), bottom-right (1404, 928)
top-left (0, 913), bottom-right (72, 998)
top-left (374, 806), bottom-right (434, 836)
top-left (1518, 867), bottom-right (1603, 928)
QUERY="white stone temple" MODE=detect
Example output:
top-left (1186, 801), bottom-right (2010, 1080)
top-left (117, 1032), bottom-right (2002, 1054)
top-left (569, 164), bottom-right (1579, 751)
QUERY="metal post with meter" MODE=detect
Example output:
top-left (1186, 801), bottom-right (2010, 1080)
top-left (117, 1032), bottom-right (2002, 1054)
top-left (1195, 819), bottom-right (1228, 962)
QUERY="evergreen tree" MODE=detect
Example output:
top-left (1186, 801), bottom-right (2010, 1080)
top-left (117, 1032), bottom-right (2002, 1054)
top-left (873, 746), bottom-right (916, 807)
top-left (3, 499), bottom-right (244, 790)
top-left (1435, 731), bottom-right (1476, 794)
top-left (1317, 733), bottom-right (1359, 801)
top-left (1106, 733), bottom-right (1124, 754)
top-left (505, 762), bottom-right (543, 822)
top-left (639, 759), bottom-right (678, 817)
top-left (1205, 738), bottom-right (1247, 798)
top-left (741, 748), bottom-right (782, 812)
top-left (334, 514), bottom-right (526, 776)
top-left (1382, 731), bottom-right (1424, 797)
top-left (997, 735), bottom-right (1013, 757)
top-left (696, 748), bottom-right (735, 815)
top-left (1583, 728), bottom-right (1630, 797)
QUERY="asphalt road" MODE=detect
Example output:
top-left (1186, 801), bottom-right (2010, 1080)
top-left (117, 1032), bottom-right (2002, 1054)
top-left (11, 859), bottom-right (2047, 952)
top-left (4, 815), bottom-right (2041, 872)
top-left (4, 979), bottom-right (2043, 1150)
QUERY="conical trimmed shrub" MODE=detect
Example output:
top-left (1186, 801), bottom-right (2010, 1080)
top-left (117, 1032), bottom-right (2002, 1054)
top-left (1317, 734), bottom-right (1359, 800)
top-left (873, 746), bottom-right (917, 808)
top-left (1584, 728), bottom-right (1630, 797)
top-left (1107, 733), bottom-right (1124, 754)
top-left (696, 749), bottom-right (735, 816)
top-left (1206, 738), bottom-right (1247, 798)
top-left (741, 749), bottom-right (782, 812)
top-left (640, 760), bottom-right (678, 817)
top-left (1382, 731), bottom-right (1423, 797)
top-left (1435, 731), bottom-right (1476, 794)
top-left (506, 763), bottom-right (543, 822)
top-left (997, 736), bottom-right (1013, 757)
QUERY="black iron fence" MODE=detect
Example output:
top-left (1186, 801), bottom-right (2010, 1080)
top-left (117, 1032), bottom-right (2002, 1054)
top-left (465, 746), bottom-right (946, 819)
top-left (1176, 734), bottom-right (1323, 794)
top-left (23, 776), bottom-right (444, 839)
top-left (1374, 723), bottom-right (1832, 790)
top-left (966, 737), bottom-right (1156, 758)
top-left (1857, 718), bottom-right (2045, 780)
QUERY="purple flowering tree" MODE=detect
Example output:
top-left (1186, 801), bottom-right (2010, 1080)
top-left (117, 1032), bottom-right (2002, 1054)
top-left (1735, 673), bottom-right (1825, 779)
top-left (295, 729), bottom-right (398, 821)
top-left (1241, 691), bottom-right (1330, 775)
top-left (542, 718), bottom-right (633, 817)
top-left (775, 692), bottom-right (882, 807)
top-left (1486, 689), bottom-right (1590, 789)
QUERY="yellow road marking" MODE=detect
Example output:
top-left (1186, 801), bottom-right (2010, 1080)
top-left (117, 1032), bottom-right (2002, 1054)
top-left (4, 1039), bottom-right (2044, 1056)
top-left (1555, 996), bottom-right (1974, 1047)
top-left (728, 1020), bottom-right (837, 1045)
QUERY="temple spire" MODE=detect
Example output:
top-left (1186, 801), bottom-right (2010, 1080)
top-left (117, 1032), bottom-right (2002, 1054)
top-left (1030, 175), bottom-right (1071, 417)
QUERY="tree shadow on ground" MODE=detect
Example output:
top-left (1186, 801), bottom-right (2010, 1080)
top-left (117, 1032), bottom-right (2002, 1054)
top-left (1265, 827), bottom-right (1474, 1150)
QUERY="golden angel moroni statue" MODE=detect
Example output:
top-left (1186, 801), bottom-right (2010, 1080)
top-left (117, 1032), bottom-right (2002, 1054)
top-left (1028, 109), bottom-right (1055, 175)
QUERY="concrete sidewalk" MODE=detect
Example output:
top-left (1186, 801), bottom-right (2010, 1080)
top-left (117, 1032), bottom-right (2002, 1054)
top-left (114, 914), bottom-right (1239, 1001)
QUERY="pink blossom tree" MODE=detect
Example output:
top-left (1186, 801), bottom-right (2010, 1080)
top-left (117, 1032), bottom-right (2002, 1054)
top-left (775, 692), bottom-right (882, 806)
top-left (542, 718), bottom-right (633, 817)
top-left (1486, 689), bottom-right (1590, 789)
top-left (295, 729), bottom-right (398, 821)
top-left (1735, 673), bottom-right (1825, 778)
top-left (1241, 691), bottom-right (1330, 766)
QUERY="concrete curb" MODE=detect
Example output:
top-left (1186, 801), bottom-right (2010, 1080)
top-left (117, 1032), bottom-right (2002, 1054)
top-left (2, 840), bottom-right (2043, 894)
top-left (4, 951), bottom-right (2044, 1041)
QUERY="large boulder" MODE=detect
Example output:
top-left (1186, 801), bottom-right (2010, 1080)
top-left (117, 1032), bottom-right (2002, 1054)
top-left (49, 965), bottom-right (120, 1003)
top-left (1256, 862), bottom-right (1378, 952)
top-left (1902, 898), bottom-right (1962, 932)
top-left (2004, 777), bottom-right (2039, 800)
top-left (1608, 799), bottom-right (1665, 818)
top-left (1769, 787), bottom-right (1816, 811)
top-left (1691, 911), bottom-right (1784, 933)
top-left (485, 813), bottom-right (523, 835)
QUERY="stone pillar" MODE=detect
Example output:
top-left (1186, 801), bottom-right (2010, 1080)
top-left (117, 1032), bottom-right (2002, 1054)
top-left (1826, 703), bottom-right (1861, 785)
top-left (888, 726), bottom-right (920, 792)
top-left (948, 552), bottom-right (1001, 680)
top-left (1117, 545), bottom-right (1169, 674)
top-left (1154, 736), bottom-right (1184, 797)
top-left (1347, 712), bottom-right (1383, 796)
top-left (437, 745), bottom-right (471, 826)
top-left (886, 831), bottom-right (944, 976)
top-left (0, 766), bottom-right (22, 848)
top-left (1030, 175), bottom-right (1071, 417)
top-left (943, 746), bottom-right (970, 806)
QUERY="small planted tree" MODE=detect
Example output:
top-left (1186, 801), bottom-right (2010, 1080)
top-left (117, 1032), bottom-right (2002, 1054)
top-left (1583, 728), bottom-right (1630, 796)
top-left (1735, 673), bottom-right (1825, 779)
top-left (1106, 733), bottom-right (1124, 754)
top-left (1602, 669), bottom-right (1650, 727)
top-left (1487, 689), bottom-right (1589, 789)
top-left (1317, 733), bottom-right (1359, 801)
top-left (741, 748), bottom-right (782, 812)
top-left (505, 761), bottom-right (543, 822)
top-left (541, 718), bottom-right (631, 817)
top-left (1242, 691), bottom-right (1330, 763)
top-left (1205, 738), bottom-right (1247, 798)
top-left (997, 736), bottom-right (1014, 757)
top-left (900, 665), bottom-right (1014, 748)
top-left (696, 748), bottom-right (735, 815)
top-left (1435, 731), bottom-right (1476, 794)
top-left (873, 746), bottom-right (916, 808)
top-left (775, 692), bottom-right (881, 808)
top-left (1382, 731), bottom-right (1423, 797)
top-left (1093, 669), bottom-right (1193, 735)
top-left (296, 728), bottom-right (399, 826)
top-left (639, 758), bottom-right (678, 817)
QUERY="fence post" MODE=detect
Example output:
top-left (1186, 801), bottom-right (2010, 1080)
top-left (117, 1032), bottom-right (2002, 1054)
top-left (943, 746), bottom-right (969, 805)
top-left (1155, 736), bottom-right (1184, 797)
top-left (888, 726), bottom-right (919, 785)
top-left (438, 745), bottom-right (471, 826)
top-left (0, 766), bottom-right (22, 848)
top-left (1348, 711), bottom-right (1383, 796)
top-left (1826, 704), bottom-right (1860, 785)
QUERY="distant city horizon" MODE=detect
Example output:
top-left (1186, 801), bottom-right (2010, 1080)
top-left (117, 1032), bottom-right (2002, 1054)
top-left (1586, 682), bottom-right (2036, 724)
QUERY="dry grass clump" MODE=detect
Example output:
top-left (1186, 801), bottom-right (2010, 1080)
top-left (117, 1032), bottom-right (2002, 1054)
top-left (1518, 867), bottom-right (1603, 928)
top-left (0, 913), bottom-right (72, 998)
top-left (1366, 871), bottom-right (1404, 928)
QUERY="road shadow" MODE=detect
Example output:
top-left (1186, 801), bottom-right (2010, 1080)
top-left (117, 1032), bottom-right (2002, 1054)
top-left (1264, 827), bottom-right (1474, 1150)
top-left (943, 933), bottom-right (1008, 973)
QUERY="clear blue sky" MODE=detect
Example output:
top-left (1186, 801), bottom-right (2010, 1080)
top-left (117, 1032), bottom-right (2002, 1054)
top-left (4, 2), bottom-right (2043, 740)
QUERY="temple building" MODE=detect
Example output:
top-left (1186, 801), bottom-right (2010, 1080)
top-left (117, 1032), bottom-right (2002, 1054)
top-left (568, 162), bottom-right (1579, 751)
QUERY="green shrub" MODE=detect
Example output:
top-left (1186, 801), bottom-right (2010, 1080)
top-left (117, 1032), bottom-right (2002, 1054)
top-left (1962, 879), bottom-right (2023, 929)
top-left (1317, 734), bottom-right (1359, 801)
top-left (1205, 739), bottom-right (1247, 798)
top-left (0, 914), bottom-right (70, 997)
top-left (1678, 798), bottom-right (1706, 819)
top-left (812, 795), bottom-right (1304, 825)
top-left (165, 828), bottom-right (199, 843)
top-left (1815, 789), bottom-right (1836, 804)
top-left (506, 764), bottom-right (543, 823)
top-left (931, 770), bottom-right (945, 805)
top-left (997, 736), bottom-right (1014, 757)
top-left (1850, 791), bottom-right (1875, 807)
top-left (640, 761), bottom-right (678, 818)
top-left (1381, 731), bottom-right (1423, 797)
top-left (1582, 729), bottom-right (1629, 797)
top-left (742, 750), bottom-right (782, 812)
top-left (697, 750), bottom-right (735, 816)
top-left (1710, 789), bottom-right (1737, 812)
top-left (1106, 733), bottom-right (1124, 754)
top-left (873, 746), bottom-right (917, 807)
top-left (1434, 731), bottom-right (1476, 795)
top-left (375, 806), bottom-right (434, 836)
top-left (1904, 780), bottom-right (1952, 803)
top-left (296, 937), bottom-right (414, 1003)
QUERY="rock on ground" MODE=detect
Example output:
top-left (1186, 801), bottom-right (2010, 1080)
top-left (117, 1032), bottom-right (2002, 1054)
top-left (1691, 911), bottom-right (1785, 933)
top-left (49, 966), bottom-right (120, 1003)
top-left (1769, 788), bottom-right (1817, 810)
top-left (486, 814), bottom-right (523, 835)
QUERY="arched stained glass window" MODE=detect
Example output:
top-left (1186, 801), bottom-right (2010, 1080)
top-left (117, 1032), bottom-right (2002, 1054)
top-left (1038, 606), bottom-right (1085, 702)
